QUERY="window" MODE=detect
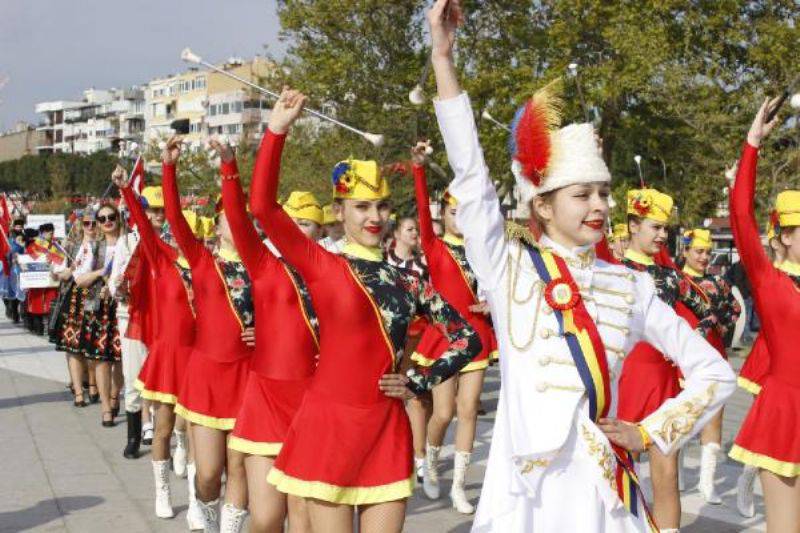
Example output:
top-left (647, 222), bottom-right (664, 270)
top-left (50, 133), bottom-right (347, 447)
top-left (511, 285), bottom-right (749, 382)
top-left (232, 101), bottom-right (243, 113)
top-left (209, 104), bottom-right (217, 116)
top-left (221, 103), bottom-right (230, 115)
top-left (195, 76), bottom-right (206, 90)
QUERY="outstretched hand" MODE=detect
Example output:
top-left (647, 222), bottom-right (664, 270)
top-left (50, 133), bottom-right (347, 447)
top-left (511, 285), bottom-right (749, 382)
top-left (208, 136), bottom-right (235, 163)
top-left (427, 0), bottom-right (463, 61)
top-left (268, 87), bottom-right (307, 135)
top-left (162, 135), bottom-right (182, 165)
top-left (410, 140), bottom-right (432, 166)
top-left (747, 96), bottom-right (782, 148)
top-left (111, 164), bottom-right (128, 188)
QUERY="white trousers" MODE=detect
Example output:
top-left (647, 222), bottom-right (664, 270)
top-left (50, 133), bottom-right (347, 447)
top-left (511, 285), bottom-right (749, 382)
top-left (117, 313), bottom-right (148, 413)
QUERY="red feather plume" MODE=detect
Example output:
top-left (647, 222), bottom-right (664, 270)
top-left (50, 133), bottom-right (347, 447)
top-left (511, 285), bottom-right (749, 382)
top-left (513, 79), bottom-right (564, 186)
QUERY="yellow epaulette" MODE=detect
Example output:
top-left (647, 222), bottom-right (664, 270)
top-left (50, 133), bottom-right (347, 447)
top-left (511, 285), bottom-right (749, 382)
top-left (505, 221), bottom-right (540, 249)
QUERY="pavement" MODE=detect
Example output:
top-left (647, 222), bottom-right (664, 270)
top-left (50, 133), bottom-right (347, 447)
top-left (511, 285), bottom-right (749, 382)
top-left (0, 313), bottom-right (764, 532)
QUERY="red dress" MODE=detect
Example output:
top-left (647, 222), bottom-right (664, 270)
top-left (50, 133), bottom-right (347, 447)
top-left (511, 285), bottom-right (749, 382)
top-left (250, 131), bottom-right (481, 505)
top-left (163, 162), bottom-right (255, 430)
top-left (410, 164), bottom-right (498, 372)
top-left (738, 334), bottom-right (767, 395)
top-left (24, 240), bottom-right (59, 315)
top-left (729, 143), bottom-right (800, 477)
top-left (220, 160), bottom-right (319, 456)
top-left (120, 185), bottom-right (195, 405)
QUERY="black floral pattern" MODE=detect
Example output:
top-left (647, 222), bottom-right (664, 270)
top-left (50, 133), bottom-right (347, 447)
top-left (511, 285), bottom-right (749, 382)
top-left (216, 258), bottom-right (255, 329)
top-left (689, 273), bottom-right (742, 339)
top-left (280, 258), bottom-right (320, 343)
top-left (345, 256), bottom-right (481, 395)
top-left (623, 258), bottom-right (714, 336)
top-left (444, 242), bottom-right (478, 294)
top-left (174, 261), bottom-right (195, 315)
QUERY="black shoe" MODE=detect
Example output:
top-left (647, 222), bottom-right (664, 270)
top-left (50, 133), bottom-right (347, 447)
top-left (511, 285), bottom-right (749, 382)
top-left (110, 396), bottom-right (120, 419)
top-left (73, 392), bottom-right (87, 408)
top-left (102, 411), bottom-right (115, 427)
top-left (88, 386), bottom-right (100, 404)
top-left (123, 411), bottom-right (142, 459)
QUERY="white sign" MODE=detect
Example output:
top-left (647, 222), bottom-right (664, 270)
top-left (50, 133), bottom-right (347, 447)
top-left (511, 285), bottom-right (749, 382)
top-left (26, 214), bottom-right (67, 239)
top-left (17, 254), bottom-right (59, 289)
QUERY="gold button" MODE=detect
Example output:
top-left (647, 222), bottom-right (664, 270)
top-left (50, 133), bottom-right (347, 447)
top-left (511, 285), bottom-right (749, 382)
top-left (625, 295), bottom-right (635, 304)
top-left (539, 356), bottom-right (551, 366)
top-left (540, 329), bottom-right (551, 339)
top-left (536, 382), bottom-right (548, 393)
top-left (627, 273), bottom-right (635, 281)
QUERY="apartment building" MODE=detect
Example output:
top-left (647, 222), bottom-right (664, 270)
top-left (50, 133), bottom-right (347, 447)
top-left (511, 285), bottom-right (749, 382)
top-left (0, 122), bottom-right (44, 162)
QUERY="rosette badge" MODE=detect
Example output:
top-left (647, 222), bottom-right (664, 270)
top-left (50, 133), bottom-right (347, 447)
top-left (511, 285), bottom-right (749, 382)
top-left (544, 278), bottom-right (581, 311)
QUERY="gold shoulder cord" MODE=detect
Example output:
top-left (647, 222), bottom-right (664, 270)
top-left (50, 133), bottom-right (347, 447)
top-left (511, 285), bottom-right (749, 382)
top-left (506, 243), bottom-right (544, 351)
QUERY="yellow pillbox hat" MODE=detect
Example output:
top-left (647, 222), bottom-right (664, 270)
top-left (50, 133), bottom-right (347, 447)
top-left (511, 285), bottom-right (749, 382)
top-left (200, 216), bottom-right (215, 238)
top-left (683, 228), bottom-right (712, 249)
top-left (331, 159), bottom-right (390, 201)
top-left (322, 204), bottom-right (337, 226)
top-left (627, 188), bottom-right (673, 224)
top-left (611, 223), bottom-right (629, 241)
top-left (141, 186), bottom-right (164, 209)
top-left (283, 191), bottom-right (323, 225)
top-left (182, 209), bottom-right (204, 239)
top-left (776, 190), bottom-right (800, 229)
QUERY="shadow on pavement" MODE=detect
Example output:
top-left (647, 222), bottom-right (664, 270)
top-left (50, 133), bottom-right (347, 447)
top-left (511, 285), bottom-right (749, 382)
top-left (0, 495), bottom-right (104, 532)
top-left (0, 390), bottom-right (69, 410)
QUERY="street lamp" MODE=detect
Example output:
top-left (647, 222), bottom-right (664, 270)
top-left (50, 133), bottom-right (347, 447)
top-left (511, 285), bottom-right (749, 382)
top-left (634, 155), bottom-right (644, 187)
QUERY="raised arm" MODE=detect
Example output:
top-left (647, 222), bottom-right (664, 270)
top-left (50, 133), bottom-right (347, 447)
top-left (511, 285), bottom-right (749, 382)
top-left (214, 143), bottom-right (270, 274)
top-left (429, 1), bottom-right (508, 291)
top-left (115, 168), bottom-right (159, 266)
top-left (249, 89), bottom-right (333, 282)
top-left (730, 98), bottom-right (782, 287)
top-left (160, 137), bottom-right (204, 265)
top-left (411, 161), bottom-right (437, 251)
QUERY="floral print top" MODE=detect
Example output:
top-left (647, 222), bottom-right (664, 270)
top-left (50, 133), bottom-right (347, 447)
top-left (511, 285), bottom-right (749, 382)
top-left (444, 240), bottom-right (478, 295)
top-left (216, 257), bottom-right (255, 329)
top-left (623, 252), bottom-right (714, 337)
top-left (344, 249), bottom-right (481, 395)
top-left (683, 268), bottom-right (742, 339)
top-left (280, 257), bottom-right (320, 343)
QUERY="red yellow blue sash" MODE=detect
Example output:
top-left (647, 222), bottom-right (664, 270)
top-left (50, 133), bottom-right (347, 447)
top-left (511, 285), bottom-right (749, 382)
top-left (525, 242), bottom-right (657, 531)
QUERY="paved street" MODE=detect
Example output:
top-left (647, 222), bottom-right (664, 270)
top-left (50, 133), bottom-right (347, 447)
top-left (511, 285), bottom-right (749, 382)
top-left (0, 314), bottom-right (763, 532)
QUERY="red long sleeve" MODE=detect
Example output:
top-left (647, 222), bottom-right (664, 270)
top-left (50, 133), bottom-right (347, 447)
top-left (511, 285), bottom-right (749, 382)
top-left (161, 162), bottom-right (204, 265)
top-left (249, 129), bottom-right (333, 283)
top-left (121, 185), bottom-right (159, 267)
top-left (730, 143), bottom-right (771, 288)
top-left (220, 159), bottom-right (269, 274)
top-left (413, 164), bottom-right (437, 252)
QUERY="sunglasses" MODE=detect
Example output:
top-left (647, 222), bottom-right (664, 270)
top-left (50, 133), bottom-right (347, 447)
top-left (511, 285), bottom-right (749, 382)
top-left (82, 220), bottom-right (97, 228)
top-left (96, 213), bottom-right (118, 224)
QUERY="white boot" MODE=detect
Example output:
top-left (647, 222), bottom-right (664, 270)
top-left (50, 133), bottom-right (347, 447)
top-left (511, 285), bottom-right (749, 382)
top-left (677, 450), bottom-right (685, 492)
top-left (142, 421), bottom-right (154, 446)
top-left (186, 463), bottom-right (205, 530)
top-left (736, 464), bottom-right (758, 518)
top-left (414, 456), bottom-right (425, 483)
top-left (173, 430), bottom-right (187, 478)
top-left (152, 460), bottom-right (175, 519)
top-left (220, 503), bottom-right (248, 533)
top-left (450, 451), bottom-right (475, 514)
top-left (422, 443), bottom-right (441, 500)
top-left (698, 443), bottom-right (722, 504)
top-left (197, 498), bottom-right (220, 533)
top-left (659, 529), bottom-right (680, 533)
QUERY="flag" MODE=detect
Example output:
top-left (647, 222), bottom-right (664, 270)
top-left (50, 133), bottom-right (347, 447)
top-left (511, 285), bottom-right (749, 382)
top-left (130, 155), bottom-right (146, 196)
top-left (0, 194), bottom-right (11, 234)
top-left (0, 225), bottom-right (10, 275)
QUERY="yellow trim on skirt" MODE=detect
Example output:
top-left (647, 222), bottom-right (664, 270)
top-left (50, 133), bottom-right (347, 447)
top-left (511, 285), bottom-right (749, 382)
top-left (411, 351), bottom-right (489, 373)
top-left (174, 403), bottom-right (236, 431)
top-left (729, 444), bottom-right (800, 477)
top-left (737, 376), bottom-right (762, 395)
top-left (228, 436), bottom-right (282, 457)
top-left (134, 379), bottom-right (178, 405)
top-left (267, 467), bottom-right (414, 505)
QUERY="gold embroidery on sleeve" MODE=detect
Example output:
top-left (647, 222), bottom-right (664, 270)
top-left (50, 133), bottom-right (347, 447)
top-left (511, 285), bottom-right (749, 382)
top-left (650, 383), bottom-right (718, 445)
top-left (520, 458), bottom-right (552, 475)
top-left (581, 425), bottom-right (616, 490)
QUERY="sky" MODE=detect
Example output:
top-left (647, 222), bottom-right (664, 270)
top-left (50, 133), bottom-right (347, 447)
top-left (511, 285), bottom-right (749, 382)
top-left (0, 0), bottom-right (287, 131)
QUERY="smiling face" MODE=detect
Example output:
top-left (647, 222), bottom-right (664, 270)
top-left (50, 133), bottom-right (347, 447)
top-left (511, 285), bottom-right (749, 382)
top-left (684, 246), bottom-right (711, 273)
top-left (628, 217), bottom-right (668, 256)
top-left (338, 198), bottom-right (391, 248)
top-left (534, 182), bottom-right (610, 248)
top-left (95, 205), bottom-right (120, 238)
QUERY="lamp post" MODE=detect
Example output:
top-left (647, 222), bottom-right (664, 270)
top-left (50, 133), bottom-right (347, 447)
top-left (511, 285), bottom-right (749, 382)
top-left (634, 155), bottom-right (644, 187)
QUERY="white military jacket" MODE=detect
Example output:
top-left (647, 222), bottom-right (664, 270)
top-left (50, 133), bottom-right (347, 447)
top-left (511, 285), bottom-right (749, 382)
top-left (435, 93), bottom-right (736, 529)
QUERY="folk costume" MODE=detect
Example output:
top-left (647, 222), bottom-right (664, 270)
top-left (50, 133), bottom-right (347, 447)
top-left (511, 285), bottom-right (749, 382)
top-left (24, 230), bottom-right (63, 334)
top-left (729, 168), bottom-right (800, 477)
top-left (249, 129), bottom-right (481, 505)
top-left (434, 89), bottom-right (735, 532)
top-left (616, 189), bottom-right (716, 424)
top-left (220, 165), bottom-right (320, 457)
top-left (162, 161), bottom-right (255, 431)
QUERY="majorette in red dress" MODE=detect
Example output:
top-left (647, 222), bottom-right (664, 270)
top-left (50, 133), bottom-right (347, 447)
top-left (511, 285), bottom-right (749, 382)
top-left (410, 164), bottom-right (498, 372)
top-left (220, 158), bottom-right (319, 456)
top-left (729, 143), bottom-right (800, 477)
top-left (163, 162), bottom-right (255, 430)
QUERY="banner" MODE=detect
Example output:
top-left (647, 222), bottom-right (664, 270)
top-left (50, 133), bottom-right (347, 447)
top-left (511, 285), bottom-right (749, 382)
top-left (17, 254), bottom-right (59, 289)
top-left (26, 214), bottom-right (67, 239)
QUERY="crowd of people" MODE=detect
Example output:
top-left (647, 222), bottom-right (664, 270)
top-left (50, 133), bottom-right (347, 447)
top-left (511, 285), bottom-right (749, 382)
top-left (2, 2), bottom-right (800, 532)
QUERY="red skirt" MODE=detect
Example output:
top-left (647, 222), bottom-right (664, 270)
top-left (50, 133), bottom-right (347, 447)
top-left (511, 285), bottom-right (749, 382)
top-left (730, 375), bottom-right (800, 477)
top-left (412, 317), bottom-right (498, 373)
top-left (616, 342), bottom-right (681, 423)
top-left (135, 340), bottom-right (192, 405)
top-left (175, 350), bottom-right (251, 431)
top-left (229, 372), bottom-right (311, 457)
top-left (738, 335), bottom-right (768, 395)
top-left (26, 287), bottom-right (58, 315)
top-left (267, 389), bottom-right (414, 505)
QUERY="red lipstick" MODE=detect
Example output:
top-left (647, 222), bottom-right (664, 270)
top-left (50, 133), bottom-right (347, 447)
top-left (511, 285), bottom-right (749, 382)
top-left (364, 226), bottom-right (382, 235)
top-left (583, 220), bottom-right (604, 230)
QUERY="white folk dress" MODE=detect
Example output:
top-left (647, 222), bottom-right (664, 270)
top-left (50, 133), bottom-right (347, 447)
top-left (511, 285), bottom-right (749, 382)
top-left (435, 92), bottom-right (736, 533)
